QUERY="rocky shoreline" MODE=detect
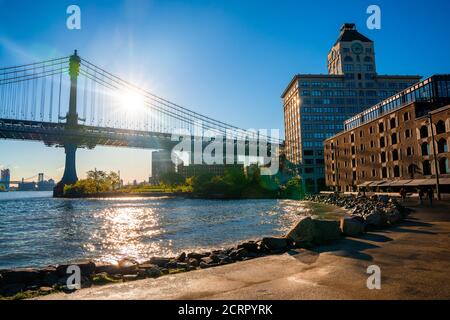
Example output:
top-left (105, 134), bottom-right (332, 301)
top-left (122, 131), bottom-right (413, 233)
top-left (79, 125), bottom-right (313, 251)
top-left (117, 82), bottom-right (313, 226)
top-left (0, 194), bottom-right (410, 300)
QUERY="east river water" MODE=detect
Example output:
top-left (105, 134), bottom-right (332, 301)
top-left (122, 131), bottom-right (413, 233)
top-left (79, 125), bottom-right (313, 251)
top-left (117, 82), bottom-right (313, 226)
top-left (0, 192), bottom-right (346, 269)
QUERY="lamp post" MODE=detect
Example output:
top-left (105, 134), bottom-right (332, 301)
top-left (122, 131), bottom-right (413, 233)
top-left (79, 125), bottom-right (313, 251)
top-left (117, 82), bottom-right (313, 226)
top-left (427, 113), bottom-right (441, 200)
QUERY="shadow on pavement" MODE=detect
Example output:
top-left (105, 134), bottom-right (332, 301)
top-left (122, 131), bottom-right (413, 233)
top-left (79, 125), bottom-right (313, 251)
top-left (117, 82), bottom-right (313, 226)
top-left (289, 238), bottom-right (380, 263)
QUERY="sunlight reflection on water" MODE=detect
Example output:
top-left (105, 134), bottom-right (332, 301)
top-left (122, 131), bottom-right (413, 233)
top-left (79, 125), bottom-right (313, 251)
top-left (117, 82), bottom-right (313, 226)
top-left (0, 194), bottom-right (346, 268)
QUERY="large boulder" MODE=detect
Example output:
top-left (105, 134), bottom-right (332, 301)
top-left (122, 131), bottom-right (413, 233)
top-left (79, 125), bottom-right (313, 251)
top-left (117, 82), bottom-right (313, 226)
top-left (312, 220), bottom-right (341, 244)
top-left (286, 217), bottom-right (341, 245)
top-left (260, 237), bottom-right (288, 252)
top-left (286, 216), bottom-right (315, 244)
top-left (340, 217), bottom-right (365, 236)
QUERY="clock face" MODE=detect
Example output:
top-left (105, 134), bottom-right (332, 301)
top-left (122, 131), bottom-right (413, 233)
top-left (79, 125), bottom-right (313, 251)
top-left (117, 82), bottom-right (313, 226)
top-left (351, 42), bottom-right (364, 55)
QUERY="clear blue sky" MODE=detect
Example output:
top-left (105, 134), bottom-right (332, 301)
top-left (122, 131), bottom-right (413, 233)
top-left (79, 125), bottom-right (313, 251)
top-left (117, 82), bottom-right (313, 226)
top-left (0, 0), bottom-right (449, 183)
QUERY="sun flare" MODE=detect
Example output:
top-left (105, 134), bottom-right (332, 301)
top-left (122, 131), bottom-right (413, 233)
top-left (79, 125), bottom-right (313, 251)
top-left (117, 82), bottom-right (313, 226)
top-left (116, 90), bottom-right (146, 113)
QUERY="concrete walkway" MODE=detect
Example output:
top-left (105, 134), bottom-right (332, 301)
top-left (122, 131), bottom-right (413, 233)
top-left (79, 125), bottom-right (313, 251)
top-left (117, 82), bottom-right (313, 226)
top-left (38, 200), bottom-right (450, 300)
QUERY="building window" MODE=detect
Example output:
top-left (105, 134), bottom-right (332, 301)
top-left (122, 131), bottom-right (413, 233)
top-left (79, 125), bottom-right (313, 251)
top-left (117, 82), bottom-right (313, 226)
top-left (379, 122), bottom-right (384, 133)
top-left (438, 138), bottom-right (448, 153)
top-left (344, 56), bottom-right (353, 62)
top-left (394, 165), bottom-right (400, 177)
top-left (420, 125), bottom-right (429, 138)
top-left (381, 152), bottom-right (386, 163)
top-left (372, 169), bottom-right (376, 177)
top-left (421, 142), bottom-right (430, 156)
top-left (423, 160), bottom-right (432, 175)
top-left (405, 129), bottom-right (411, 139)
top-left (370, 141), bottom-right (374, 148)
top-left (391, 133), bottom-right (398, 145)
top-left (369, 126), bottom-right (373, 134)
top-left (380, 137), bottom-right (385, 148)
top-left (439, 158), bottom-right (449, 174)
top-left (390, 118), bottom-right (396, 129)
top-left (392, 149), bottom-right (399, 161)
top-left (436, 120), bottom-right (446, 134)
top-left (403, 112), bottom-right (410, 121)
top-left (407, 147), bottom-right (413, 156)
top-left (344, 64), bottom-right (354, 72)
top-left (382, 167), bottom-right (387, 178)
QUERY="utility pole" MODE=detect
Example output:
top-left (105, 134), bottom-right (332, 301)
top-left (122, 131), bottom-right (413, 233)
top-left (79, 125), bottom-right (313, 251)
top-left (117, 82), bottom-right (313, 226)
top-left (428, 113), bottom-right (441, 200)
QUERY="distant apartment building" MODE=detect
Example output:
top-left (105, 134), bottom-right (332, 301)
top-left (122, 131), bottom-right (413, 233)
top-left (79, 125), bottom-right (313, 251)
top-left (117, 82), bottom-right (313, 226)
top-left (324, 75), bottom-right (450, 193)
top-left (0, 168), bottom-right (10, 190)
top-left (150, 150), bottom-right (175, 184)
top-left (282, 23), bottom-right (421, 192)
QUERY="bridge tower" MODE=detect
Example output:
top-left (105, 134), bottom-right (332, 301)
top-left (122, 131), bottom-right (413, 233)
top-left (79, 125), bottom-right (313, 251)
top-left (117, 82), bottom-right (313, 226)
top-left (53, 51), bottom-right (80, 197)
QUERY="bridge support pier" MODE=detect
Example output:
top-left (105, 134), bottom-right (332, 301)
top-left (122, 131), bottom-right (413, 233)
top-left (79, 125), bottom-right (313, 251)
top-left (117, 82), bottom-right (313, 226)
top-left (53, 144), bottom-right (78, 197)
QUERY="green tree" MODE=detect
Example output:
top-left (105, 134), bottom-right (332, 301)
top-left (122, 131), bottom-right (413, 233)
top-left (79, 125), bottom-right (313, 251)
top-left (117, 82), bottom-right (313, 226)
top-left (160, 172), bottom-right (184, 187)
top-left (107, 172), bottom-right (120, 190)
top-left (280, 176), bottom-right (303, 200)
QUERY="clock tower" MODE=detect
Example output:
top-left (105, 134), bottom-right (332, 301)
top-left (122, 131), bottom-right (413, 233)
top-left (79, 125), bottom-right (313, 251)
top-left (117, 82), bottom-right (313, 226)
top-left (327, 23), bottom-right (376, 77)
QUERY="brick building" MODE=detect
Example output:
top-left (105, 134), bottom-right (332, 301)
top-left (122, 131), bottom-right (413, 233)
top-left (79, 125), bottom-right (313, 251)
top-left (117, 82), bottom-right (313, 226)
top-left (324, 75), bottom-right (450, 193)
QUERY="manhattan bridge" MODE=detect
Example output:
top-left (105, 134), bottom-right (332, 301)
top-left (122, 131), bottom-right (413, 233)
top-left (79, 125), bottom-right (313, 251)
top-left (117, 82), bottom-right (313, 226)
top-left (0, 51), bottom-right (281, 196)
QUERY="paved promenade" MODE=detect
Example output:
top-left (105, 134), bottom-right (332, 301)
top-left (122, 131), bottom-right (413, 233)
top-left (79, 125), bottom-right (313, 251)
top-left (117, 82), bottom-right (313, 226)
top-left (38, 200), bottom-right (450, 300)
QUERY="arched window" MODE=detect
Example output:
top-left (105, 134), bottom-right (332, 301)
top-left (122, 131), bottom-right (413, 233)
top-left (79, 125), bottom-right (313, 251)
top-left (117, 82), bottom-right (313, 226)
top-left (408, 164), bottom-right (417, 178)
top-left (421, 142), bottom-right (430, 156)
top-left (394, 165), bottom-right (400, 177)
top-left (405, 129), bottom-right (411, 139)
top-left (391, 133), bottom-right (398, 145)
top-left (438, 138), bottom-right (448, 153)
top-left (423, 160), bottom-right (432, 175)
top-left (344, 56), bottom-right (353, 62)
top-left (379, 122), bottom-right (384, 133)
top-left (390, 118), bottom-right (396, 129)
top-left (420, 125), bottom-right (428, 138)
top-left (436, 120), bottom-right (446, 134)
top-left (381, 167), bottom-right (388, 178)
top-left (392, 149), bottom-right (399, 161)
top-left (380, 137), bottom-right (385, 148)
top-left (381, 152), bottom-right (386, 163)
top-left (439, 158), bottom-right (449, 174)
top-left (407, 147), bottom-right (413, 156)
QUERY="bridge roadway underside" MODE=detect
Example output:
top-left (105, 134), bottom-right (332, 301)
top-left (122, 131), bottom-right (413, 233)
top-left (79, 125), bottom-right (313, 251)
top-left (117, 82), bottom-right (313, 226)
top-left (0, 118), bottom-right (276, 154)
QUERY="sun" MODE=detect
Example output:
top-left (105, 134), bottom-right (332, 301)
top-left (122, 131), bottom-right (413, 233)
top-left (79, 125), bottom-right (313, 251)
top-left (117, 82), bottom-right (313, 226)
top-left (116, 89), bottom-right (146, 113)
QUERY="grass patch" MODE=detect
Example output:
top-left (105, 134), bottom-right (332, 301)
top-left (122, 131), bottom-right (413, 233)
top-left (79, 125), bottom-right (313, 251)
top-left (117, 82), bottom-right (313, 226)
top-left (0, 288), bottom-right (56, 300)
top-left (168, 268), bottom-right (187, 275)
top-left (91, 273), bottom-right (122, 285)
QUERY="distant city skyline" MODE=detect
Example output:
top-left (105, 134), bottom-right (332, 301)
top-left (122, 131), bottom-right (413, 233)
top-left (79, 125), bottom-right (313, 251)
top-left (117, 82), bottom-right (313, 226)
top-left (1, 0), bottom-right (449, 182)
